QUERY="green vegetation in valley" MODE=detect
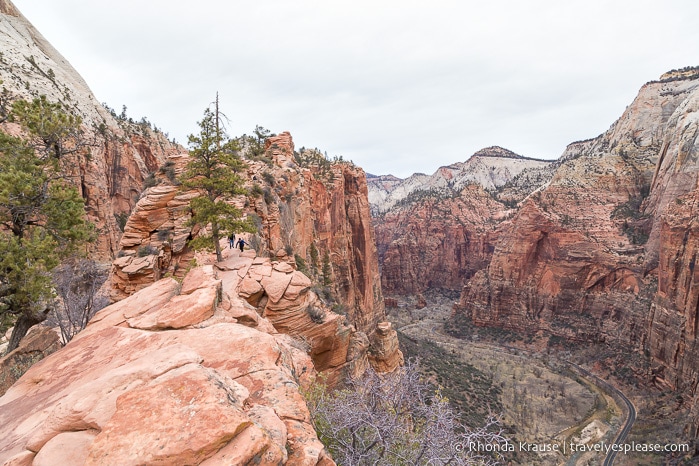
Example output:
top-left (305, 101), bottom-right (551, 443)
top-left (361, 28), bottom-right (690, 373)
top-left (398, 332), bottom-right (502, 429)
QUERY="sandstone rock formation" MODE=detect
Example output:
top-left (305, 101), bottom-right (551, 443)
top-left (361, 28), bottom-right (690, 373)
top-left (448, 68), bottom-right (699, 432)
top-left (368, 146), bottom-right (554, 214)
top-left (106, 139), bottom-right (405, 399)
top-left (375, 184), bottom-right (507, 295)
top-left (0, 257), bottom-right (336, 465)
top-left (252, 133), bottom-right (385, 333)
top-left (452, 69), bottom-right (698, 333)
top-left (0, 326), bottom-right (60, 396)
top-left (0, 2), bottom-right (182, 257)
top-left (112, 132), bottom-right (385, 337)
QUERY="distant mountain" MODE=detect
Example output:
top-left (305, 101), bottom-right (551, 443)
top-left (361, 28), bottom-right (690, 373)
top-left (367, 146), bottom-right (554, 214)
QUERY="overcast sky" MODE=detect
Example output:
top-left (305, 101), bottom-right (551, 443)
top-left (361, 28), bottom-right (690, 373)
top-left (12, 0), bottom-right (699, 177)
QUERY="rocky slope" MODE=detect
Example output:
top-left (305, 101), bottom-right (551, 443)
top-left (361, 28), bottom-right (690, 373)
top-left (0, 255), bottom-right (339, 464)
top-left (0, 1), bottom-right (181, 257)
top-left (372, 148), bottom-right (554, 295)
top-left (450, 68), bottom-right (699, 433)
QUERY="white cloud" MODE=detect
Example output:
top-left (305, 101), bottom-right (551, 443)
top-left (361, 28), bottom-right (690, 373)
top-left (11, 0), bottom-right (699, 177)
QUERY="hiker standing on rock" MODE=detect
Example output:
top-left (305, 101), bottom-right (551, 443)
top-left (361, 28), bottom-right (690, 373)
top-left (228, 233), bottom-right (235, 249)
top-left (236, 237), bottom-right (247, 253)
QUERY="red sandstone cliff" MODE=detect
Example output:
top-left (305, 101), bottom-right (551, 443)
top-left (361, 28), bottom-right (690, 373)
top-left (450, 69), bottom-right (699, 432)
top-left (372, 149), bottom-right (554, 295)
top-left (375, 185), bottom-right (506, 294)
top-left (110, 132), bottom-right (401, 384)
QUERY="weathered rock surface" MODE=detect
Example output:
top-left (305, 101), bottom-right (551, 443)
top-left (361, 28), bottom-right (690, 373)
top-left (112, 133), bottom-right (385, 336)
top-left (371, 148), bottom-right (555, 296)
top-left (0, 260), bottom-right (335, 465)
top-left (0, 326), bottom-right (60, 397)
top-left (367, 322), bottom-right (404, 373)
top-left (368, 146), bottom-right (554, 214)
top-left (375, 184), bottom-right (507, 295)
top-left (252, 133), bottom-right (385, 333)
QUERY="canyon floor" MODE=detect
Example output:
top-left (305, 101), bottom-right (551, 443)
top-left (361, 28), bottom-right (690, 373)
top-left (386, 291), bottom-right (696, 465)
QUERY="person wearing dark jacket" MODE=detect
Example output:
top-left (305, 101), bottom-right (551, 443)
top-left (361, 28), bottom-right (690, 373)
top-left (236, 237), bottom-right (247, 253)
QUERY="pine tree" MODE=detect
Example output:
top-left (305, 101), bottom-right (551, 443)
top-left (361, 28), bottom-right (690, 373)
top-left (10, 95), bottom-right (83, 160)
top-left (0, 100), bottom-right (94, 353)
top-left (180, 96), bottom-right (255, 262)
top-left (322, 251), bottom-right (332, 286)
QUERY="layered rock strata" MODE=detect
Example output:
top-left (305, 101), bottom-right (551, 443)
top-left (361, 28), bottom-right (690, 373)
top-left (112, 132), bottom-right (385, 336)
top-left (375, 185), bottom-right (506, 294)
top-left (371, 148), bottom-right (555, 295)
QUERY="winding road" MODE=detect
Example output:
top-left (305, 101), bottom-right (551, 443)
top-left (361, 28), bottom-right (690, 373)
top-left (572, 367), bottom-right (637, 466)
top-left (397, 320), bottom-right (636, 465)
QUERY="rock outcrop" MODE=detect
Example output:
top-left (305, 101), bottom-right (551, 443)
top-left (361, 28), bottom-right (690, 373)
top-left (109, 134), bottom-right (401, 387)
top-left (0, 256), bottom-right (336, 465)
top-left (0, 2), bottom-right (182, 257)
top-left (251, 133), bottom-right (385, 333)
top-left (112, 132), bottom-right (385, 336)
top-left (376, 184), bottom-right (506, 294)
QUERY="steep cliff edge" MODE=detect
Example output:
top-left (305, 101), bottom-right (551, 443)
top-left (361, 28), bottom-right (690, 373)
top-left (110, 132), bottom-right (402, 385)
top-left (0, 1), bottom-right (181, 257)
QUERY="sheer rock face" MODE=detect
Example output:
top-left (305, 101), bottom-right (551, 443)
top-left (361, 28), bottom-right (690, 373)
top-left (375, 184), bottom-right (507, 295)
top-left (0, 263), bottom-right (335, 465)
top-left (108, 136), bottom-right (402, 390)
top-left (0, 2), bottom-right (182, 257)
top-left (649, 188), bottom-right (699, 436)
top-left (449, 70), bottom-right (699, 428)
top-left (371, 149), bottom-right (554, 296)
top-left (254, 132), bottom-right (385, 333)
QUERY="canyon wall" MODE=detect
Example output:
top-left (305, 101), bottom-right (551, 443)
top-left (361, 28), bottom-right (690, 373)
top-left (0, 2), bottom-right (181, 257)
top-left (376, 185), bottom-right (504, 294)
top-left (372, 148), bottom-right (554, 295)
top-left (450, 69), bottom-right (699, 431)
top-left (112, 133), bottom-right (385, 334)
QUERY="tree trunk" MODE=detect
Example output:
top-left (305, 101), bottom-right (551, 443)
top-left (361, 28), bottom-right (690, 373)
top-left (6, 312), bottom-right (47, 354)
top-left (212, 223), bottom-right (222, 262)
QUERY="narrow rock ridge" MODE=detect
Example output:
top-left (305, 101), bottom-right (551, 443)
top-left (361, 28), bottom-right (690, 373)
top-left (112, 132), bottom-right (386, 337)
